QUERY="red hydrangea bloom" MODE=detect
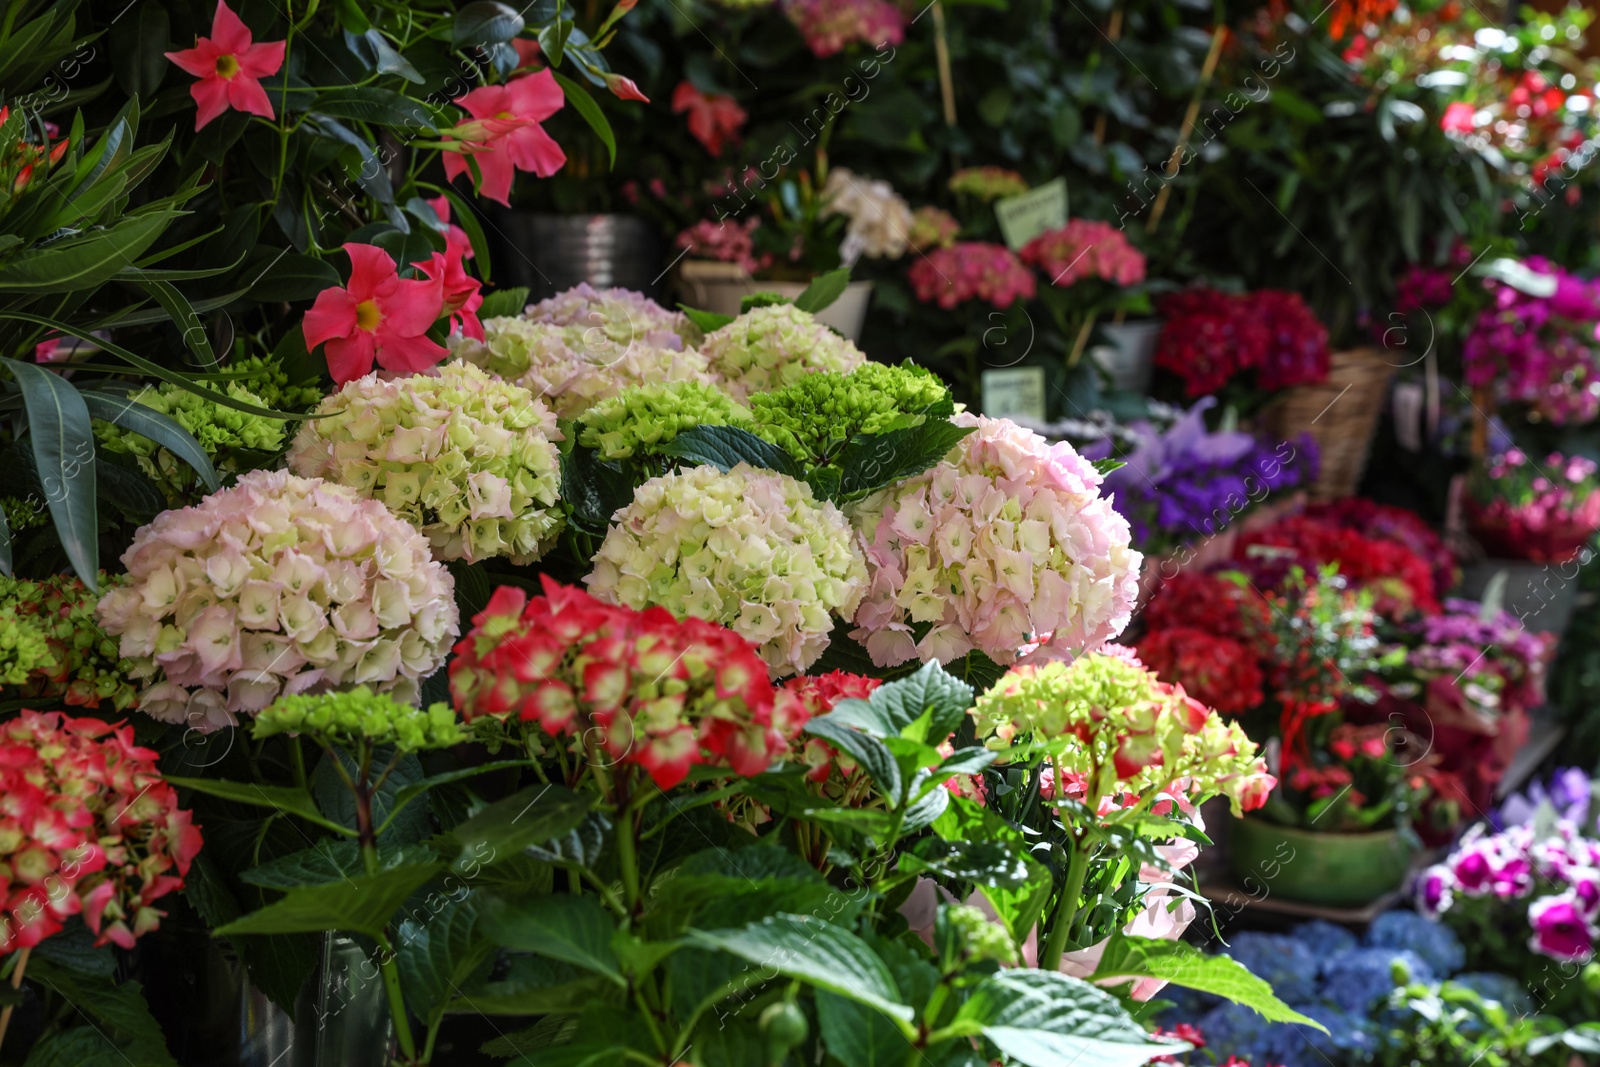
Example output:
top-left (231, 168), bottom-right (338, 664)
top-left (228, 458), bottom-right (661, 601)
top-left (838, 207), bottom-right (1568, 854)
top-left (450, 578), bottom-right (791, 789)
top-left (1238, 515), bottom-right (1440, 618)
top-left (1134, 627), bottom-right (1264, 716)
top-left (908, 242), bottom-right (1036, 309)
top-left (0, 710), bottom-right (202, 953)
top-left (444, 70), bottom-right (567, 206)
top-left (672, 82), bottom-right (747, 157)
top-left (1142, 571), bottom-right (1272, 651)
top-left (775, 670), bottom-right (880, 782)
top-left (781, 0), bottom-right (906, 58)
top-left (1254, 290), bottom-right (1329, 391)
top-left (1305, 498), bottom-right (1458, 596)
top-left (303, 243), bottom-right (447, 385)
top-left (164, 1), bottom-right (286, 131)
top-left (1156, 289), bottom-right (1269, 398)
top-left (1020, 219), bottom-right (1146, 288)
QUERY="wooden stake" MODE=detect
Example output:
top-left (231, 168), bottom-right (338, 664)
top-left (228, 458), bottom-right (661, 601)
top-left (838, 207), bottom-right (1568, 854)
top-left (1147, 24), bottom-right (1227, 236)
top-left (0, 946), bottom-right (32, 1053)
top-left (932, 3), bottom-right (958, 128)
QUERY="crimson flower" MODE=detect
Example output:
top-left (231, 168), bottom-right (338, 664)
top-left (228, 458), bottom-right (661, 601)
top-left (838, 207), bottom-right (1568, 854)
top-left (426, 195), bottom-right (474, 261)
top-left (444, 70), bottom-right (566, 207)
top-left (303, 244), bottom-right (447, 384)
top-left (671, 82), bottom-right (746, 157)
top-left (164, 1), bottom-right (286, 131)
top-left (1440, 101), bottom-right (1476, 134)
top-left (414, 247), bottom-right (484, 341)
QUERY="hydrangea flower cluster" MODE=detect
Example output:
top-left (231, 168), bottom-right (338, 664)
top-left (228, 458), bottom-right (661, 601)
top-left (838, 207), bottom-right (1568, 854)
top-left (1463, 257), bottom-right (1600, 425)
top-left (948, 167), bottom-right (1029, 200)
top-left (780, 0), bottom-right (905, 58)
top-left (1419, 821), bottom-right (1600, 963)
top-left (218, 354), bottom-right (326, 412)
top-left (254, 687), bottom-right (464, 752)
top-left (95, 380), bottom-right (287, 498)
top-left (676, 216), bottom-right (766, 275)
top-left (698, 304), bottom-right (866, 400)
top-left (577, 380), bottom-right (751, 461)
top-left (1238, 513), bottom-right (1440, 619)
top-left (906, 206), bottom-right (960, 252)
top-left (453, 316), bottom-right (713, 419)
top-left (971, 649), bottom-right (1276, 816)
top-left (0, 576), bottom-right (139, 710)
top-left (908, 242), bottom-right (1036, 309)
top-left (1466, 449), bottom-right (1600, 561)
top-left (449, 578), bottom-right (792, 789)
top-left (775, 670), bottom-right (881, 786)
top-left (1304, 497), bottom-right (1458, 598)
top-left (1156, 289), bottom-right (1329, 397)
top-left (96, 470), bottom-right (459, 730)
top-left (850, 414), bottom-right (1140, 666)
top-left (821, 167), bottom-right (913, 261)
top-left (524, 282), bottom-right (704, 352)
top-left (587, 463), bottom-right (867, 675)
top-left (1020, 219), bottom-right (1146, 288)
top-left (1134, 627), bottom-right (1264, 716)
top-left (748, 361), bottom-right (951, 464)
top-left (0, 710), bottom-right (203, 953)
top-left (287, 362), bottom-right (564, 564)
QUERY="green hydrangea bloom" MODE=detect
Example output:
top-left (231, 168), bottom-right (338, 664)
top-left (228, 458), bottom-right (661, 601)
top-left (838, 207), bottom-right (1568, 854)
top-left (577, 381), bottom-right (752, 460)
top-left (0, 496), bottom-right (47, 532)
top-left (253, 686), bottom-right (464, 752)
top-left (698, 304), bottom-right (865, 400)
top-left (95, 380), bottom-right (286, 498)
top-left (0, 574), bottom-right (137, 710)
top-left (943, 904), bottom-right (1018, 965)
top-left (0, 604), bottom-right (54, 686)
top-left (225, 354), bottom-right (325, 411)
top-left (749, 362), bottom-right (952, 464)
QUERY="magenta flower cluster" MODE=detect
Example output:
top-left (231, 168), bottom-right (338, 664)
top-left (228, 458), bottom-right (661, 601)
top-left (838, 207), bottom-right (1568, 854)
top-left (1463, 257), bottom-right (1600, 425)
top-left (780, 0), bottom-right (905, 58)
top-left (1020, 219), bottom-right (1145, 288)
top-left (907, 241), bottom-right (1037, 309)
top-left (1419, 822), bottom-right (1600, 963)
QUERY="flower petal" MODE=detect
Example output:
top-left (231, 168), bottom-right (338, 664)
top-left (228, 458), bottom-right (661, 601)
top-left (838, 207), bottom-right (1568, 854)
top-left (225, 74), bottom-right (276, 121)
top-left (237, 39), bottom-right (286, 78)
top-left (210, 0), bottom-right (256, 55)
top-left (189, 77), bottom-right (232, 131)
top-left (302, 287), bottom-right (358, 349)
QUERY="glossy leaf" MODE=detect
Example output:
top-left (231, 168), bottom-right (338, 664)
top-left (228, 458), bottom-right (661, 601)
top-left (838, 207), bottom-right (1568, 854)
top-left (7, 359), bottom-right (98, 589)
top-left (804, 717), bottom-right (903, 802)
top-left (552, 72), bottom-right (615, 167)
top-left (0, 211), bottom-right (176, 292)
top-left (242, 841), bottom-right (439, 889)
top-left (658, 424), bottom-right (804, 478)
top-left (954, 969), bottom-right (1181, 1067)
top-left (444, 784), bottom-right (595, 873)
top-left (215, 862), bottom-right (443, 940)
top-left (793, 267), bottom-right (851, 313)
top-left (164, 776), bottom-right (356, 837)
top-left (397, 894), bottom-right (494, 1026)
top-left (79, 391), bottom-right (219, 492)
top-left (1091, 934), bottom-right (1323, 1027)
top-left (836, 420), bottom-right (974, 500)
top-left (482, 893), bottom-right (625, 984)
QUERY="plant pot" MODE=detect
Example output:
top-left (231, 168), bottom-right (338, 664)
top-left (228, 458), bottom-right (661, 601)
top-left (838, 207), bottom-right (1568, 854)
top-left (677, 260), bottom-right (874, 342)
top-left (1455, 558), bottom-right (1583, 638)
top-left (488, 212), bottom-right (665, 301)
top-left (1228, 817), bottom-right (1416, 907)
top-left (1088, 320), bottom-right (1161, 393)
top-left (1260, 347), bottom-right (1397, 502)
top-left (1463, 503), bottom-right (1598, 564)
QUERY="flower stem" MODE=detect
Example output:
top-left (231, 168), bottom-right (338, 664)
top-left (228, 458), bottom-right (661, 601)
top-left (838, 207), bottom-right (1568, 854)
top-left (362, 840), bottom-right (419, 1063)
top-left (1040, 835), bottom-right (1089, 972)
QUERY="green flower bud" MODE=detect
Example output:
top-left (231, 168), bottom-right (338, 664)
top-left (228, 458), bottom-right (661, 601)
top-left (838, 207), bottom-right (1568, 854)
top-left (577, 380), bottom-right (751, 460)
top-left (748, 361), bottom-right (952, 465)
top-left (253, 686), bottom-right (464, 752)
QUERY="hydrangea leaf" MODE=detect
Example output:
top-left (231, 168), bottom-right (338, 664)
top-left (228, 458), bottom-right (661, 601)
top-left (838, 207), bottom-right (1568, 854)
top-left (1091, 934), bottom-right (1326, 1029)
top-left (952, 969), bottom-right (1182, 1067)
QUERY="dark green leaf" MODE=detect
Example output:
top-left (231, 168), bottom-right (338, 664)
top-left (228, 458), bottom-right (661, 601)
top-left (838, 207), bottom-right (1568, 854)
top-left (0, 211), bottom-right (176, 293)
top-left (312, 88), bottom-right (436, 131)
top-left (482, 893), bottom-right (624, 984)
top-left (954, 969), bottom-right (1180, 1067)
top-left (836, 420), bottom-right (974, 499)
top-left (560, 446), bottom-right (638, 534)
top-left (26, 958), bottom-right (176, 1067)
top-left (478, 287), bottom-right (530, 318)
top-left (932, 797), bottom-right (1051, 945)
top-left (902, 838), bottom-right (1030, 889)
top-left (793, 268), bottom-right (851, 313)
top-left (526, 808), bottom-right (613, 867)
top-left (247, 252), bottom-right (342, 302)
top-left (346, 29), bottom-right (424, 83)
top-left (1091, 935), bottom-right (1322, 1027)
top-left (551, 72), bottom-right (615, 167)
top-left (79, 391), bottom-right (220, 492)
top-left (215, 862), bottom-right (442, 940)
top-left (398, 894), bottom-right (494, 1026)
top-left (804, 717), bottom-right (902, 802)
top-left (817, 991), bottom-right (915, 1067)
top-left (164, 776), bottom-right (355, 837)
top-left (678, 305), bottom-right (735, 333)
top-left (457, 956), bottom-right (615, 1016)
top-left (901, 771), bottom-right (950, 832)
top-left (379, 759), bottom-right (533, 836)
top-left (826, 660), bottom-right (973, 743)
top-left (8, 359), bottom-right (97, 589)
top-left (21, 1027), bottom-right (126, 1067)
top-left (659, 424), bottom-right (803, 478)
top-left (806, 465), bottom-right (843, 503)
top-left (444, 784), bottom-right (594, 873)
top-left (242, 841), bottom-right (439, 889)
top-left (689, 915), bottom-right (913, 1025)
top-left (453, 2), bottom-right (525, 47)
top-left (110, 3), bottom-right (170, 100)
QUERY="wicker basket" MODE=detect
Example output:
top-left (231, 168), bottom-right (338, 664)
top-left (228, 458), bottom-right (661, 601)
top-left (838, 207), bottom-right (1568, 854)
top-left (1261, 347), bottom-right (1396, 502)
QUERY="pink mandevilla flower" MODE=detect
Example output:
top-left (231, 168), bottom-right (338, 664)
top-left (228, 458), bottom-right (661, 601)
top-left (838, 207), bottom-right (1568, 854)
top-left (164, 1), bottom-right (286, 131)
top-left (444, 70), bottom-right (567, 206)
top-left (303, 243), bottom-right (448, 385)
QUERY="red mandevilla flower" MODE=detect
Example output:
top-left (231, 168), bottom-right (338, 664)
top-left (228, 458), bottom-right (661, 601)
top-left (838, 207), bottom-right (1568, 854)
top-left (450, 577), bottom-right (795, 790)
top-left (671, 82), bottom-right (748, 157)
top-left (414, 246), bottom-right (484, 341)
top-left (444, 70), bottom-right (567, 207)
top-left (164, 1), bottom-right (286, 131)
top-left (303, 243), bottom-right (448, 385)
top-left (0, 711), bottom-right (202, 953)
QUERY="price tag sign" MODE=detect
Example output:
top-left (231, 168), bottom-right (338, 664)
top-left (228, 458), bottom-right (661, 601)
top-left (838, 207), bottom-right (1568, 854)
top-left (981, 367), bottom-right (1047, 423)
top-left (995, 178), bottom-right (1068, 251)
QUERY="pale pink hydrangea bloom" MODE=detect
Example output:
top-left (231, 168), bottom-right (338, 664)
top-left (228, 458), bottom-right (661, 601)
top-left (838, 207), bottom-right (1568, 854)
top-left (850, 413), bottom-right (1141, 667)
top-left (525, 282), bottom-right (704, 351)
top-left (96, 470), bottom-right (458, 730)
top-left (782, 0), bottom-right (905, 57)
top-left (698, 304), bottom-right (866, 401)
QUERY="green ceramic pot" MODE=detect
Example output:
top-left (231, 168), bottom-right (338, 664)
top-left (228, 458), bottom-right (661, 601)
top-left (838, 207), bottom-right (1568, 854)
top-left (1229, 817), bottom-right (1416, 907)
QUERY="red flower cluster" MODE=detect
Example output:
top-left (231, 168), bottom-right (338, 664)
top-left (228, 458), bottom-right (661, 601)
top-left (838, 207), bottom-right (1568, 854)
top-left (1134, 627), bottom-right (1264, 716)
top-left (1238, 514), bottom-right (1440, 618)
top-left (0, 711), bottom-right (202, 953)
top-left (1305, 498), bottom-right (1458, 596)
top-left (774, 671), bottom-right (880, 783)
top-left (1142, 571), bottom-right (1273, 649)
top-left (1155, 289), bottom-right (1328, 398)
top-left (1019, 219), bottom-right (1146, 288)
top-left (450, 577), bottom-right (794, 790)
top-left (0, 106), bottom-right (69, 196)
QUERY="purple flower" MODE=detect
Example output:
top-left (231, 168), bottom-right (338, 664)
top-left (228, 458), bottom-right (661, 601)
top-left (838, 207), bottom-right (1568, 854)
top-left (1528, 893), bottom-right (1596, 962)
top-left (1416, 866), bottom-right (1455, 919)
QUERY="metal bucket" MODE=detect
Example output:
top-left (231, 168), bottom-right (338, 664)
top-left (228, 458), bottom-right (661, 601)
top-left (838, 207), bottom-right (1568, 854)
top-left (1088, 320), bottom-right (1162, 393)
top-left (486, 213), bottom-right (666, 301)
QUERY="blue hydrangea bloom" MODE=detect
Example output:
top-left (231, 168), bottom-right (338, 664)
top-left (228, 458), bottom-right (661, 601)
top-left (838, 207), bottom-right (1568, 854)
top-left (1221, 931), bottom-right (1319, 1004)
top-left (1365, 909), bottom-right (1466, 977)
top-left (1194, 1001), bottom-right (1272, 1064)
top-left (1293, 918), bottom-right (1360, 960)
top-left (1257, 1003), bottom-right (1377, 1067)
top-left (1320, 947), bottom-right (1435, 1014)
